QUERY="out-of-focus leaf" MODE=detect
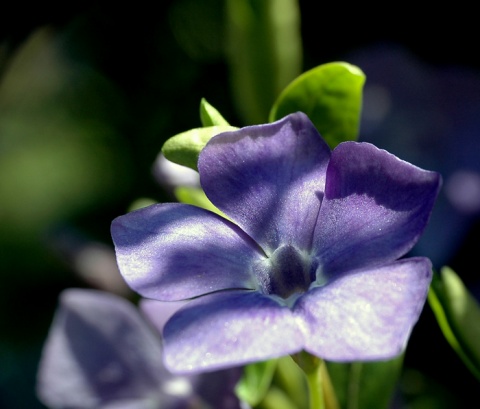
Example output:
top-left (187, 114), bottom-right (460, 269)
top-left (225, 0), bottom-right (302, 125)
top-left (399, 368), bottom-right (459, 409)
top-left (0, 27), bottom-right (131, 277)
top-left (428, 266), bottom-right (480, 380)
top-left (168, 0), bottom-right (224, 61)
top-left (200, 98), bottom-right (231, 126)
top-left (269, 62), bottom-right (365, 149)
top-left (256, 386), bottom-right (299, 409)
top-left (235, 359), bottom-right (278, 406)
top-left (326, 354), bottom-right (404, 409)
top-left (128, 198), bottom-right (158, 212)
top-left (162, 125), bottom-right (237, 170)
top-left (270, 356), bottom-right (308, 409)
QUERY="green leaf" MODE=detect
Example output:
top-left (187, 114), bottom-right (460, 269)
top-left (173, 186), bottom-right (226, 218)
top-left (269, 62), bottom-right (366, 149)
top-left (162, 125), bottom-right (237, 171)
top-left (326, 355), bottom-right (404, 409)
top-left (271, 356), bottom-right (309, 409)
top-left (256, 386), bottom-right (300, 409)
top-left (225, 0), bottom-right (303, 125)
top-left (127, 197), bottom-right (157, 212)
top-left (200, 98), bottom-right (231, 127)
top-left (428, 266), bottom-right (480, 380)
top-left (235, 359), bottom-right (278, 406)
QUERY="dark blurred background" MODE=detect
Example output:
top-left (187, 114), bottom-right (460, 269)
top-left (1, 1), bottom-right (479, 408)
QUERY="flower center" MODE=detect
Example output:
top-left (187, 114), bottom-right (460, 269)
top-left (253, 245), bottom-right (313, 303)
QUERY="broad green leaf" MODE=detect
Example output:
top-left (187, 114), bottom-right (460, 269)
top-left (162, 125), bottom-right (237, 171)
top-left (428, 266), bottom-right (480, 380)
top-left (269, 62), bottom-right (366, 149)
top-left (225, 0), bottom-right (302, 125)
top-left (173, 186), bottom-right (226, 218)
top-left (200, 98), bottom-right (231, 127)
top-left (235, 359), bottom-right (278, 406)
top-left (326, 355), bottom-right (404, 409)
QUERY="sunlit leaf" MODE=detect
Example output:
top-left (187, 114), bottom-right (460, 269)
top-left (162, 125), bottom-right (237, 170)
top-left (173, 186), bottom-right (226, 217)
top-left (269, 62), bottom-right (365, 149)
top-left (428, 266), bottom-right (480, 380)
top-left (200, 98), bottom-right (231, 126)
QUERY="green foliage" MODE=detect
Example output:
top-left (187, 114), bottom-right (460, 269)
top-left (428, 267), bottom-right (480, 380)
top-left (269, 356), bottom-right (309, 409)
top-left (270, 62), bottom-right (365, 149)
top-left (326, 355), bottom-right (404, 409)
top-left (225, 0), bottom-right (303, 125)
top-left (162, 125), bottom-right (237, 171)
top-left (174, 186), bottom-right (226, 217)
top-left (235, 359), bottom-right (279, 406)
top-left (200, 98), bottom-right (231, 126)
top-left (162, 98), bottom-right (236, 171)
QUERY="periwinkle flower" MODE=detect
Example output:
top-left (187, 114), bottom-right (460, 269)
top-left (36, 289), bottom-right (243, 409)
top-left (111, 112), bottom-right (441, 374)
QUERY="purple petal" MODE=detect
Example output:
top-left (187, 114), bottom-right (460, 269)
top-left (111, 203), bottom-right (265, 300)
top-left (198, 112), bottom-right (331, 254)
top-left (139, 299), bottom-right (245, 409)
top-left (313, 142), bottom-right (441, 275)
top-left (295, 257), bottom-right (432, 361)
top-left (140, 298), bottom-right (191, 332)
top-left (36, 289), bottom-right (172, 409)
top-left (163, 291), bottom-right (303, 373)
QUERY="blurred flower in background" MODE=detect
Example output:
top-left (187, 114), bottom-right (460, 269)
top-left (37, 289), bottom-right (244, 409)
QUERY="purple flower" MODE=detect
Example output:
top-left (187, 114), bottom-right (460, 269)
top-left (36, 289), bottom-right (243, 409)
top-left (111, 112), bottom-right (441, 374)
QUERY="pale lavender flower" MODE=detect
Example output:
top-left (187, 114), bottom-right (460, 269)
top-left (111, 112), bottom-right (441, 374)
top-left (36, 289), bottom-right (243, 409)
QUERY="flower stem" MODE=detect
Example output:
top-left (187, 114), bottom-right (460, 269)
top-left (291, 351), bottom-right (340, 409)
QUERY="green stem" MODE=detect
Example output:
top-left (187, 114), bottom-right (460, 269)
top-left (346, 362), bottom-right (362, 409)
top-left (321, 361), bottom-right (341, 409)
top-left (304, 360), bottom-right (325, 409)
top-left (291, 351), bottom-right (341, 409)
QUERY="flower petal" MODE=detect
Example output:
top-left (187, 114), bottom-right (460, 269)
top-left (313, 141), bottom-right (441, 276)
top-left (163, 291), bottom-right (303, 373)
top-left (139, 299), bottom-right (245, 409)
top-left (295, 257), bottom-right (432, 361)
top-left (140, 298), bottom-right (191, 332)
top-left (111, 203), bottom-right (265, 300)
top-left (198, 112), bottom-right (331, 254)
top-left (36, 289), bottom-right (170, 409)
